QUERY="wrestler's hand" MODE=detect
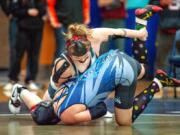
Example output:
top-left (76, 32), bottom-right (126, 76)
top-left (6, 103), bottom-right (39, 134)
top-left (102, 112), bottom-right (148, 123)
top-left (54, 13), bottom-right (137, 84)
top-left (50, 20), bottom-right (62, 28)
top-left (28, 8), bottom-right (39, 16)
top-left (138, 27), bottom-right (148, 41)
top-left (42, 15), bottom-right (48, 21)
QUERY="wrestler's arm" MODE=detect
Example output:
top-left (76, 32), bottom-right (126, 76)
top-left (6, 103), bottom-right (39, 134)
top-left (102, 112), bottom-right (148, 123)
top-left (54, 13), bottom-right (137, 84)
top-left (91, 27), bottom-right (147, 43)
top-left (89, 28), bottom-right (147, 55)
top-left (42, 58), bottom-right (73, 100)
top-left (60, 102), bottom-right (108, 124)
top-left (73, 102), bottom-right (108, 122)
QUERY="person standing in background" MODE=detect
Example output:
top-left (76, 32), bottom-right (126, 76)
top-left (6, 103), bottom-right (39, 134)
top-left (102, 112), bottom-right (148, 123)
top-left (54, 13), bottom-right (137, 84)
top-left (0, 0), bottom-right (9, 14)
top-left (156, 0), bottom-right (180, 71)
top-left (98, 0), bottom-right (127, 54)
top-left (2, 0), bottom-right (18, 91)
top-left (4, 0), bottom-right (47, 91)
top-left (47, 0), bottom-right (90, 58)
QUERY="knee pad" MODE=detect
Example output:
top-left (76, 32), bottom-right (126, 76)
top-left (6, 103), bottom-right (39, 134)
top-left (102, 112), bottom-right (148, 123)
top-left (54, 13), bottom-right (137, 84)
top-left (114, 81), bottom-right (136, 109)
top-left (31, 101), bottom-right (60, 125)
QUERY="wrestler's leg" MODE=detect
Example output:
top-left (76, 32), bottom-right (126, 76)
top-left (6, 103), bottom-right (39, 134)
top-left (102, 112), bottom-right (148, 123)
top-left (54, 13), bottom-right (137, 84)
top-left (114, 80), bottom-right (137, 126)
top-left (114, 68), bottom-right (180, 125)
top-left (112, 52), bottom-right (139, 125)
top-left (132, 5), bottom-right (162, 79)
top-left (132, 69), bottom-right (180, 122)
top-left (113, 50), bottom-right (180, 125)
top-left (9, 84), bottom-right (59, 125)
top-left (9, 84), bottom-right (42, 112)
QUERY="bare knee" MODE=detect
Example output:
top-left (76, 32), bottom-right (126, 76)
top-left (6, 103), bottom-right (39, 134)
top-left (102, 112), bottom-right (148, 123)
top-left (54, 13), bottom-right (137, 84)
top-left (114, 107), bottom-right (133, 126)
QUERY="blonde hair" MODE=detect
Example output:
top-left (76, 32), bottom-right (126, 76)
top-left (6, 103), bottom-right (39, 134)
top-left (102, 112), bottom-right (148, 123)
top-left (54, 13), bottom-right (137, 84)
top-left (64, 23), bottom-right (92, 40)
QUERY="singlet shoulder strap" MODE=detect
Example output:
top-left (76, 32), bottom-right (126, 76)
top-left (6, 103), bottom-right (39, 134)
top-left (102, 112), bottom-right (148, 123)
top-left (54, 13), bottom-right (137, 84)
top-left (52, 54), bottom-right (71, 83)
top-left (63, 52), bottom-right (79, 76)
top-left (53, 56), bottom-right (64, 74)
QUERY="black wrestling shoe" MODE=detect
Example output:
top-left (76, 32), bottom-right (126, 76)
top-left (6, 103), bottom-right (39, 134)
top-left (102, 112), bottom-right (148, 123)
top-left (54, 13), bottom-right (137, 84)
top-left (155, 69), bottom-right (180, 87)
top-left (135, 5), bottom-right (162, 20)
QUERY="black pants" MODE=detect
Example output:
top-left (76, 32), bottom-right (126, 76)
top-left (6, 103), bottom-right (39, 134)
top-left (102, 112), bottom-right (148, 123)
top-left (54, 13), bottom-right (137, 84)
top-left (8, 27), bottom-right (43, 83)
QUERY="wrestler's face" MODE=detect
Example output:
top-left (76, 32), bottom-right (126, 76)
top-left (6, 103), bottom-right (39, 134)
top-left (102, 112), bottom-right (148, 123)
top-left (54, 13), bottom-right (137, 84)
top-left (67, 41), bottom-right (90, 56)
top-left (71, 51), bottom-right (91, 63)
top-left (67, 40), bottom-right (91, 63)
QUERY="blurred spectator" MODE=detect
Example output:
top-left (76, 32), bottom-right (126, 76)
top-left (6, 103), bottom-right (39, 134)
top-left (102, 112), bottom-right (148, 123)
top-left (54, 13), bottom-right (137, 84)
top-left (2, 0), bottom-right (19, 91)
top-left (156, 0), bottom-right (180, 71)
top-left (3, 0), bottom-right (47, 91)
top-left (0, 0), bottom-right (9, 14)
top-left (98, 0), bottom-right (127, 54)
top-left (47, 0), bottom-right (90, 58)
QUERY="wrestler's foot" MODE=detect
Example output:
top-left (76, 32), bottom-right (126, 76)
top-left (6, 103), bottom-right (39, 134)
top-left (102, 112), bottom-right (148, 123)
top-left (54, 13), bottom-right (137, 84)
top-left (8, 84), bottom-right (26, 114)
top-left (135, 5), bottom-right (162, 20)
top-left (135, 5), bottom-right (162, 30)
top-left (155, 69), bottom-right (180, 87)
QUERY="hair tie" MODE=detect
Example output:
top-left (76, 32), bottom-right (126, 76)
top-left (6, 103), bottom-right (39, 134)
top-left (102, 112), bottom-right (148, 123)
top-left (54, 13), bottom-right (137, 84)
top-left (72, 35), bottom-right (81, 40)
top-left (66, 35), bottom-right (87, 47)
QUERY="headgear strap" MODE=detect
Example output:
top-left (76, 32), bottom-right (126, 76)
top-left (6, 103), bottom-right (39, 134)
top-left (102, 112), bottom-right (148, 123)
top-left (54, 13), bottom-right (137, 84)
top-left (66, 35), bottom-right (87, 47)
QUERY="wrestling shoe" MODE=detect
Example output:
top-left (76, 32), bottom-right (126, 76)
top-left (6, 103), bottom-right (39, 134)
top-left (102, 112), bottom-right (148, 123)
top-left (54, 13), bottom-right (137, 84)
top-left (155, 69), bottom-right (180, 87)
top-left (135, 5), bottom-right (163, 20)
top-left (8, 84), bottom-right (26, 114)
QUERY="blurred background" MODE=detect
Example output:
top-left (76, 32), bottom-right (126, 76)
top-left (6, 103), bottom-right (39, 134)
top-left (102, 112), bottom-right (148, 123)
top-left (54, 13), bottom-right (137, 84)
top-left (0, 0), bottom-right (180, 104)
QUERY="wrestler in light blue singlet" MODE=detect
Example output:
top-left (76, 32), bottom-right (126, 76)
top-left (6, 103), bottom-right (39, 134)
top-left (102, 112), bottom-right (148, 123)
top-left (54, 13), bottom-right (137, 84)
top-left (55, 49), bottom-right (140, 116)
